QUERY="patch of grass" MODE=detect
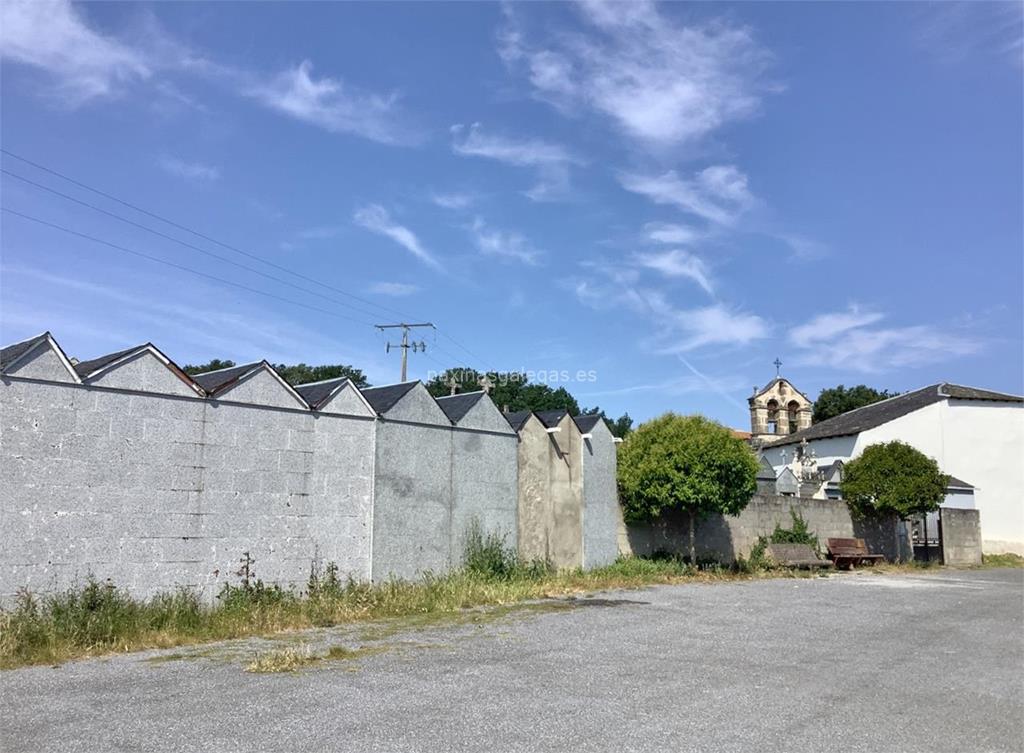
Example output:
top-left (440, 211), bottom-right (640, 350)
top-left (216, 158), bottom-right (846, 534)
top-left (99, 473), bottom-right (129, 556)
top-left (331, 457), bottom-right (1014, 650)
top-left (325, 644), bottom-right (388, 662)
top-left (981, 552), bottom-right (1024, 568)
top-left (245, 645), bottom-right (317, 674)
top-left (0, 546), bottom-right (963, 671)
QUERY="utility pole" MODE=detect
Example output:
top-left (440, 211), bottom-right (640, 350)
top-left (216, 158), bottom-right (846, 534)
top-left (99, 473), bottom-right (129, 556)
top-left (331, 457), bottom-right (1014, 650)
top-left (376, 322), bottom-right (435, 382)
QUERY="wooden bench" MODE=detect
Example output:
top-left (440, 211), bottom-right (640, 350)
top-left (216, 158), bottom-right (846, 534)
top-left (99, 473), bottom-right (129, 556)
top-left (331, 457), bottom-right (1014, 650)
top-left (827, 538), bottom-right (886, 569)
top-left (766, 543), bottom-right (832, 569)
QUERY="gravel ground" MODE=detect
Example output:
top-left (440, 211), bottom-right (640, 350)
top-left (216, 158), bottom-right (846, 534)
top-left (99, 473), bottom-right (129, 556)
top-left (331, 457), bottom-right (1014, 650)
top-left (2, 568), bottom-right (1022, 753)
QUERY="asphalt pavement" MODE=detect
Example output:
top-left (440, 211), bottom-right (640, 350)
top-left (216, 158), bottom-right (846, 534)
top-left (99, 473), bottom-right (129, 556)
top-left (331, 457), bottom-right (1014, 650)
top-left (2, 568), bottom-right (1022, 753)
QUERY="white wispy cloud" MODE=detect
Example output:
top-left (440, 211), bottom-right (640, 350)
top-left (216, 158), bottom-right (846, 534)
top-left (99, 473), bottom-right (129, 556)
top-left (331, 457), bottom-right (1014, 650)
top-left (451, 123), bottom-right (578, 165)
top-left (633, 249), bottom-right (713, 295)
top-left (499, 0), bottom-right (773, 148)
top-left (246, 61), bottom-right (411, 144)
top-left (369, 281), bottom-right (419, 297)
top-left (620, 165), bottom-right (755, 226)
top-left (0, 0), bottom-right (151, 105)
top-left (789, 306), bottom-right (981, 372)
top-left (0, 2), bottom-right (414, 143)
top-left (431, 192), bottom-right (476, 210)
top-left (571, 279), bottom-right (766, 354)
top-left (789, 306), bottom-right (884, 348)
top-left (353, 205), bottom-right (440, 269)
top-left (654, 301), bottom-right (769, 353)
top-left (157, 155), bottom-right (220, 181)
top-left (451, 123), bottom-right (581, 201)
top-left (914, 2), bottom-right (1023, 67)
top-left (469, 218), bottom-right (542, 265)
top-left (644, 221), bottom-right (701, 245)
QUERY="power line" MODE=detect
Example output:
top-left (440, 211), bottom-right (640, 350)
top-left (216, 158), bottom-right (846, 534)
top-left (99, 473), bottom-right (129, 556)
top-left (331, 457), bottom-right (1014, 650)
top-left (0, 148), bottom-right (495, 370)
top-left (1, 207), bottom-right (378, 328)
top-left (1, 168), bottom-right (388, 322)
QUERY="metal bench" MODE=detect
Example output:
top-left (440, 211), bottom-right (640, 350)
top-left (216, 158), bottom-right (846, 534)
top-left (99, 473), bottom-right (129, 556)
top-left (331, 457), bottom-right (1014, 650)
top-left (826, 537), bottom-right (886, 569)
top-left (766, 543), bottom-right (832, 569)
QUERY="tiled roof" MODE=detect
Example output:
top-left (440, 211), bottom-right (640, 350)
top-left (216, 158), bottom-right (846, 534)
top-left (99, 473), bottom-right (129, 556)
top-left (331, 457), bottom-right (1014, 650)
top-left (191, 362), bottom-right (262, 395)
top-left (435, 391), bottom-right (486, 424)
top-left (573, 414), bottom-right (603, 434)
top-left (534, 409), bottom-right (568, 428)
top-left (73, 344), bottom-right (149, 378)
top-left (945, 475), bottom-right (974, 490)
top-left (294, 377), bottom-right (350, 410)
top-left (0, 332), bottom-right (50, 371)
top-left (767, 383), bottom-right (1022, 448)
top-left (503, 410), bottom-right (533, 432)
top-left (359, 381), bottom-right (419, 415)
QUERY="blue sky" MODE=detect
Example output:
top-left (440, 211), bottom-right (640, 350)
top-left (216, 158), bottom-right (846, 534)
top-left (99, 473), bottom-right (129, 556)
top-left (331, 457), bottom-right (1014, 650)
top-left (1, 0), bottom-right (1021, 427)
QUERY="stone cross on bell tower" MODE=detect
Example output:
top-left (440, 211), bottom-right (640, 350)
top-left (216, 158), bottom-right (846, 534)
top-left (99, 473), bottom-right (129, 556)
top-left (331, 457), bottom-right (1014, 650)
top-left (477, 374), bottom-right (494, 395)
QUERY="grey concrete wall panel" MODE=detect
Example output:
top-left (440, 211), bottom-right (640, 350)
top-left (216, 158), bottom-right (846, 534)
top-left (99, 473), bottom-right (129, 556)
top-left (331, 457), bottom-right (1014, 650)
top-left (448, 396), bottom-right (519, 564)
top-left (214, 368), bottom-right (305, 410)
top-left (318, 382), bottom-right (374, 417)
top-left (513, 414), bottom-right (584, 570)
top-left (0, 377), bottom-right (375, 602)
top-left (3, 342), bottom-right (76, 383)
top-left (580, 421), bottom-right (620, 569)
top-left (940, 508), bottom-right (984, 565)
top-left (369, 384), bottom-right (453, 581)
top-left (548, 414), bottom-right (584, 569)
top-left (515, 415), bottom-right (555, 564)
top-left (85, 351), bottom-right (198, 398)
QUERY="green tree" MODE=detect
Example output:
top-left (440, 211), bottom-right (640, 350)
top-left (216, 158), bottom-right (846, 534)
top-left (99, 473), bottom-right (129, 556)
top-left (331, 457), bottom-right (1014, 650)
top-left (270, 363), bottom-right (368, 389)
top-left (183, 359), bottom-right (368, 388)
top-left (617, 413), bottom-right (759, 563)
top-left (841, 441), bottom-right (947, 558)
top-left (813, 384), bottom-right (898, 423)
top-left (183, 359), bottom-right (235, 374)
top-left (424, 367), bottom-right (581, 414)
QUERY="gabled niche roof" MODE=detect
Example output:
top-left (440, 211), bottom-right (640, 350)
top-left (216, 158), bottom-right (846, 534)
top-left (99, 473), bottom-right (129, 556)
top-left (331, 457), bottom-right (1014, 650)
top-left (72, 342), bottom-right (202, 394)
top-left (573, 414), bottom-right (604, 434)
top-left (190, 360), bottom-right (305, 407)
top-left (435, 391), bottom-right (487, 424)
top-left (1, 331), bottom-right (82, 382)
top-left (73, 344), bottom-right (147, 378)
top-left (359, 381), bottom-right (420, 415)
top-left (535, 409), bottom-right (570, 428)
top-left (190, 362), bottom-right (262, 395)
top-left (503, 410), bottom-right (533, 432)
top-left (293, 376), bottom-right (373, 414)
top-left (1, 332), bottom-right (51, 371)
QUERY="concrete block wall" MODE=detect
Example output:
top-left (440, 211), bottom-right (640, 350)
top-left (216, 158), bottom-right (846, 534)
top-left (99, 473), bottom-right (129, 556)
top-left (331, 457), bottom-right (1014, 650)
top-left (368, 386), bottom-right (520, 581)
top-left (1, 365), bottom-right (375, 602)
top-left (940, 508), bottom-right (983, 565)
top-left (580, 423), bottom-right (620, 569)
top-left (449, 399), bottom-right (519, 567)
top-left (619, 494), bottom-right (910, 563)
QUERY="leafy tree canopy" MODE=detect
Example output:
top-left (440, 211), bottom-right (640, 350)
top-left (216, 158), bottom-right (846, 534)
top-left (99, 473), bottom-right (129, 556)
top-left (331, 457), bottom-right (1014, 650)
top-left (183, 359), bottom-right (236, 375)
top-left (618, 413), bottom-right (759, 523)
top-left (424, 367), bottom-right (633, 436)
top-left (183, 359), bottom-right (368, 389)
top-left (840, 441), bottom-right (947, 519)
top-left (813, 384), bottom-right (898, 423)
top-left (424, 367), bottom-right (581, 415)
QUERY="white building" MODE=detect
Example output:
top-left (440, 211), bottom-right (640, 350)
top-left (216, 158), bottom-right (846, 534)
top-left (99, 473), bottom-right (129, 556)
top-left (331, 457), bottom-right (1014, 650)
top-left (760, 383), bottom-right (1024, 554)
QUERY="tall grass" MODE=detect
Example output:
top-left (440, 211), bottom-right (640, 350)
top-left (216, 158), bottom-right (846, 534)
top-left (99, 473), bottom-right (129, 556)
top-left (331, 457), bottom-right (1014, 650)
top-left (1, 553), bottom-right (720, 670)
